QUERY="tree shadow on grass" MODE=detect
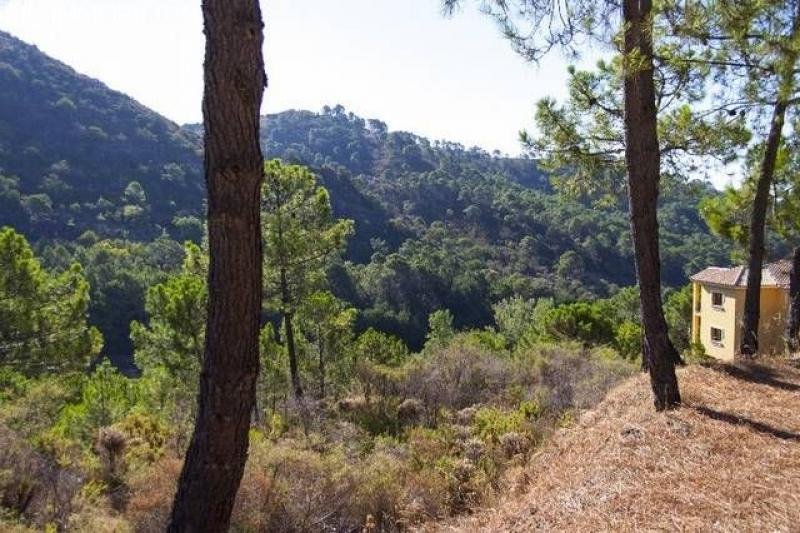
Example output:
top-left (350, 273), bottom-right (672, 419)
top-left (706, 362), bottom-right (800, 392)
top-left (691, 405), bottom-right (800, 442)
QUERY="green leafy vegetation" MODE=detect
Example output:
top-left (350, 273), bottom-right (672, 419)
top-left (0, 30), bottom-right (203, 242)
top-left (0, 227), bottom-right (101, 376)
top-left (0, 30), bottom-right (732, 360)
top-left (0, 223), bottom-right (639, 531)
top-left (262, 160), bottom-right (354, 397)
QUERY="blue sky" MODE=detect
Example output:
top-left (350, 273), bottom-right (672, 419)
top-left (0, 0), bottom-right (588, 155)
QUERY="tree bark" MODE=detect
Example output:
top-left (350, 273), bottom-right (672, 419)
top-left (284, 311), bottom-right (303, 398)
top-left (168, 0), bottom-right (266, 530)
top-left (318, 333), bottom-right (326, 398)
top-left (740, 0), bottom-right (800, 357)
top-left (740, 101), bottom-right (788, 357)
top-left (622, 0), bottom-right (681, 411)
top-left (281, 268), bottom-right (304, 399)
top-left (785, 247), bottom-right (800, 352)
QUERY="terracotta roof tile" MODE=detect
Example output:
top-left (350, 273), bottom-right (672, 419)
top-left (764, 259), bottom-right (792, 287)
top-left (690, 260), bottom-right (792, 289)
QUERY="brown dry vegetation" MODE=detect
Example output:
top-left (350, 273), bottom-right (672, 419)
top-left (429, 358), bottom-right (800, 532)
top-left (0, 341), bottom-right (635, 531)
top-left (8, 347), bottom-right (799, 531)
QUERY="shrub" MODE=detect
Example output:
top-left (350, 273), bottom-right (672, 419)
top-left (113, 412), bottom-right (168, 467)
top-left (473, 407), bottom-right (526, 443)
top-left (541, 302), bottom-right (615, 345)
top-left (0, 429), bottom-right (40, 519)
top-left (522, 343), bottom-right (635, 412)
top-left (446, 458), bottom-right (480, 512)
top-left (462, 328), bottom-right (508, 353)
top-left (455, 406), bottom-right (478, 426)
top-left (405, 343), bottom-right (513, 421)
top-left (350, 450), bottom-right (405, 531)
top-left (95, 427), bottom-right (127, 486)
top-left (685, 341), bottom-right (712, 364)
top-left (614, 321), bottom-right (643, 360)
top-left (232, 439), bottom-right (407, 532)
top-left (48, 362), bottom-right (140, 451)
top-left (342, 394), bottom-right (402, 436)
top-left (0, 369), bottom-right (28, 403)
top-left (0, 427), bottom-right (85, 530)
top-left (499, 432), bottom-right (530, 458)
top-left (265, 412), bottom-right (288, 440)
top-left (126, 457), bottom-right (182, 531)
top-left (407, 427), bottom-right (457, 470)
top-left (397, 398), bottom-right (425, 426)
top-left (1, 376), bottom-right (76, 441)
top-left (461, 438), bottom-right (485, 463)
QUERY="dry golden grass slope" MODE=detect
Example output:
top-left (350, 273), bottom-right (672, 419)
top-left (428, 359), bottom-right (800, 532)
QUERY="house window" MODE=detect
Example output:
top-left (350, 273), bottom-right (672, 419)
top-left (711, 292), bottom-right (724, 308)
top-left (710, 327), bottom-right (724, 345)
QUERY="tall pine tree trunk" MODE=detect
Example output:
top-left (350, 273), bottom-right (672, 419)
top-left (281, 268), bottom-right (304, 398)
top-left (785, 247), bottom-right (800, 352)
top-left (622, 0), bottom-right (681, 411)
top-left (740, 102), bottom-right (788, 357)
top-left (740, 1), bottom-right (800, 357)
top-left (168, 0), bottom-right (266, 530)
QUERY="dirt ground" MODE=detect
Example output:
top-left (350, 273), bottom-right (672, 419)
top-left (427, 358), bottom-right (800, 532)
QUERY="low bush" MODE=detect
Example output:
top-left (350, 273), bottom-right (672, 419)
top-left (0, 426), bottom-right (86, 530)
top-left (0, 335), bottom-right (634, 531)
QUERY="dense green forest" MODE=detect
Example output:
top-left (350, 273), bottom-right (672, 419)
top-left (0, 30), bottom-right (730, 366)
top-left (0, 31), bottom-right (204, 242)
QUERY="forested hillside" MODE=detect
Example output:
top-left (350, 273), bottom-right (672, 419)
top-left (0, 30), bottom-right (731, 357)
top-left (0, 30), bottom-right (204, 241)
top-left (255, 108), bottom-right (730, 346)
top-left (3, 0), bottom-right (794, 528)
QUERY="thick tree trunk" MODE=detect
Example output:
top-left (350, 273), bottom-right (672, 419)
top-left (785, 247), bottom-right (800, 352)
top-left (622, 0), bottom-right (681, 411)
top-left (281, 268), bottom-right (304, 398)
top-left (740, 101), bottom-right (788, 357)
top-left (168, 0), bottom-right (266, 530)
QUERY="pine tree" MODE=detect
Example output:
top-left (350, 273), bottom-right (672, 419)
top-left (261, 160), bottom-right (353, 399)
top-left (168, 0), bottom-right (266, 528)
top-left (0, 226), bottom-right (101, 376)
top-left (443, 0), bottom-right (702, 409)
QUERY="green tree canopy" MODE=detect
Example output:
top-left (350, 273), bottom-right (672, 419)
top-left (0, 226), bottom-right (101, 375)
top-left (262, 160), bottom-right (354, 313)
top-left (131, 242), bottom-right (207, 385)
top-left (261, 159), bottom-right (354, 398)
top-left (297, 291), bottom-right (357, 398)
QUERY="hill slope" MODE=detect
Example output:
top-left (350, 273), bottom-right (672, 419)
top-left (0, 31), bottom-right (736, 352)
top-left (0, 29), bottom-right (730, 291)
top-left (0, 29), bottom-right (204, 240)
top-left (434, 359), bottom-right (800, 531)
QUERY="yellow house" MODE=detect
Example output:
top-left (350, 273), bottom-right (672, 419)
top-left (690, 261), bottom-right (791, 361)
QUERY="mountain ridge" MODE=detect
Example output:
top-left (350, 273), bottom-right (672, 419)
top-left (0, 29), bottom-right (734, 352)
top-left (0, 29), bottom-right (204, 240)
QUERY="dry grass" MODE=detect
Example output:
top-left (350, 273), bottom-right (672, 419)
top-left (427, 358), bottom-right (800, 532)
